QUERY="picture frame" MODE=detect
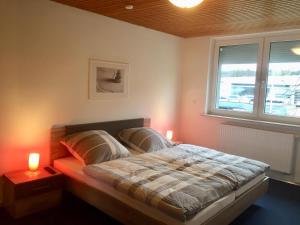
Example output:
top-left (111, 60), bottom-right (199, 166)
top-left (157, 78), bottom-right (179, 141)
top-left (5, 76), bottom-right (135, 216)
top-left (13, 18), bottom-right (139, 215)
top-left (89, 59), bottom-right (129, 99)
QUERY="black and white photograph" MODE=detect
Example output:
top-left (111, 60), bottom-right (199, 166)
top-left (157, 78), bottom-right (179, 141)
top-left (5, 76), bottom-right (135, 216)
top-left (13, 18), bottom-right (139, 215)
top-left (96, 67), bottom-right (124, 93)
top-left (89, 59), bottom-right (129, 99)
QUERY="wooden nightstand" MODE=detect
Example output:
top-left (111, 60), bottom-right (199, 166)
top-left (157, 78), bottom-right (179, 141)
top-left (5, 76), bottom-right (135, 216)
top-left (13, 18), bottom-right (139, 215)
top-left (3, 166), bottom-right (64, 218)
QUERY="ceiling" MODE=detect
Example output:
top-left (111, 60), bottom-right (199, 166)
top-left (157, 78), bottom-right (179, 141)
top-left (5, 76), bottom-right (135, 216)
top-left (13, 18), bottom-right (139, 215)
top-left (53, 0), bottom-right (300, 38)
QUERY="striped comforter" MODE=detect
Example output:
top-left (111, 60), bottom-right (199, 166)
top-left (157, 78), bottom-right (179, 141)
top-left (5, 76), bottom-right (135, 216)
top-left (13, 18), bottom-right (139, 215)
top-left (83, 144), bottom-right (269, 221)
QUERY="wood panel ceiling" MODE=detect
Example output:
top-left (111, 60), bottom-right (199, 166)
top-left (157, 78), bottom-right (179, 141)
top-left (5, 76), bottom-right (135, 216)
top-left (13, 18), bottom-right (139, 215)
top-left (53, 0), bottom-right (300, 37)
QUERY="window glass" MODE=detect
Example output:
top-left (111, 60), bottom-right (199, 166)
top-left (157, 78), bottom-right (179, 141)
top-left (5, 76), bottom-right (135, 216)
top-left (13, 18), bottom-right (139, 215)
top-left (216, 44), bottom-right (258, 113)
top-left (265, 40), bottom-right (300, 117)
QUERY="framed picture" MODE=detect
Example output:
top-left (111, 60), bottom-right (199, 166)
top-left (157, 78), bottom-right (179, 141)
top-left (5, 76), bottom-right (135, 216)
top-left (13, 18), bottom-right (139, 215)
top-left (89, 59), bottom-right (129, 99)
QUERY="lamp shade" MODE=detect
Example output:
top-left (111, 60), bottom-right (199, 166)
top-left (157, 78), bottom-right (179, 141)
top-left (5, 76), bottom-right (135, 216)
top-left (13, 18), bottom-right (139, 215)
top-left (166, 130), bottom-right (173, 140)
top-left (28, 153), bottom-right (40, 172)
top-left (169, 0), bottom-right (204, 8)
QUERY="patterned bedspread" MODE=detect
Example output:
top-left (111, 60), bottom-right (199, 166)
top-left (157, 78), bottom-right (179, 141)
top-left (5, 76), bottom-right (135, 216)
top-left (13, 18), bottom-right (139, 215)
top-left (83, 144), bottom-right (269, 221)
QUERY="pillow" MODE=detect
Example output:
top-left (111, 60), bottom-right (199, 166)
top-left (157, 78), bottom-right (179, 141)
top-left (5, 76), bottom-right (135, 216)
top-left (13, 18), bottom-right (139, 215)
top-left (118, 127), bottom-right (174, 153)
top-left (61, 130), bottom-right (130, 165)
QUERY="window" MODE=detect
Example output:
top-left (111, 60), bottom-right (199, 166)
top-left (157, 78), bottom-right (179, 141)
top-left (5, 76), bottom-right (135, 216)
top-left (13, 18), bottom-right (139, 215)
top-left (208, 33), bottom-right (300, 124)
top-left (264, 40), bottom-right (300, 118)
top-left (216, 44), bottom-right (259, 113)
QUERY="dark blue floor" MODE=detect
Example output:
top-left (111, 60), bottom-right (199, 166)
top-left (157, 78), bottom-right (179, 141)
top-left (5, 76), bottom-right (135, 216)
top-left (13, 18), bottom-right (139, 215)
top-left (1, 179), bottom-right (299, 225)
top-left (230, 179), bottom-right (300, 225)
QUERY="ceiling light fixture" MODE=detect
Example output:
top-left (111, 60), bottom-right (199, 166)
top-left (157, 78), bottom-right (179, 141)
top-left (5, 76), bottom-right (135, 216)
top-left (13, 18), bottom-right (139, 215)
top-left (125, 4), bottom-right (134, 10)
top-left (169, 0), bottom-right (204, 8)
top-left (291, 47), bottom-right (300, 55)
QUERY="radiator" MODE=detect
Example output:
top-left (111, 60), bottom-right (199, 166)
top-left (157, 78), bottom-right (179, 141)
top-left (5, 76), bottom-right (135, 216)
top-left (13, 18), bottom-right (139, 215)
top-left (219, 124), bottom-right (295, 174)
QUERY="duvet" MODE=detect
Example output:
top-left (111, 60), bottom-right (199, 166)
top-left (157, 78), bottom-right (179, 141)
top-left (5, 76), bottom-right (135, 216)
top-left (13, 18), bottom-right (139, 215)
top-left (83, 144), bottom-right (269, 221)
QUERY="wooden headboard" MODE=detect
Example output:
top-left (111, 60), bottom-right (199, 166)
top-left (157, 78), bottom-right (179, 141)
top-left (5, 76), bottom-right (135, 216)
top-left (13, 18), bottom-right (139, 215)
top-left (50, 118), bottom-right (150, 164)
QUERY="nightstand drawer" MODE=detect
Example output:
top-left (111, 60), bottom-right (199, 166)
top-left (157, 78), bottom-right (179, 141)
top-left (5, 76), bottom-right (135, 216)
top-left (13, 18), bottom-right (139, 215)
top-left (15, 176), bottom-right (64, 199)
top-left (14, 189), bottom-right (62, 218)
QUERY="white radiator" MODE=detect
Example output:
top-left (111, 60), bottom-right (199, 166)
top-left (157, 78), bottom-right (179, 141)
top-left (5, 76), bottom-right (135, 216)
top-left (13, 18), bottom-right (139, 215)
top-left (219, 124), bottom-right (295, 174)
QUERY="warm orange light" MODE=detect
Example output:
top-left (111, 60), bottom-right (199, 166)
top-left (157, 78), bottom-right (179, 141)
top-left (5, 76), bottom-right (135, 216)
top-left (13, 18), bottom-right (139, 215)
top-left (28, 153), bottom-right (40, 172)
top-left (166, 130), bottom-right (173, 141)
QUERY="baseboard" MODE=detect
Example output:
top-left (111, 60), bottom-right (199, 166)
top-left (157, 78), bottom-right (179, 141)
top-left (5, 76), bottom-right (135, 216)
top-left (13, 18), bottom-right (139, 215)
top-left (271, 177), bottom-right (300, 187)
top-left (267, 170), bottom-right (300, 186)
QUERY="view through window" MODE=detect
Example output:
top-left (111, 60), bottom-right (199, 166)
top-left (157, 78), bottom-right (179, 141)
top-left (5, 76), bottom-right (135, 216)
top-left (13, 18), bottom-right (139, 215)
top-left (216, 44), bottom-right (258, 113)
top-left (265, 41), bottom-right (300, 117)
top-left (210, 35), bottom-right (300, 123)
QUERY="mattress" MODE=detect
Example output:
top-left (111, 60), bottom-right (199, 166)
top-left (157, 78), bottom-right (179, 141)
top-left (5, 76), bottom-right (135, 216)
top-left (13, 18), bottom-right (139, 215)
top-left (54, 157), bottom-right (236, 225)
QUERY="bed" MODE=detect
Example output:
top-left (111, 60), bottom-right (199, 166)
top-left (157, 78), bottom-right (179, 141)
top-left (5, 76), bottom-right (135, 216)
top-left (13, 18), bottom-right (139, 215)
top-left (50, 118), bottom-right (269, 225)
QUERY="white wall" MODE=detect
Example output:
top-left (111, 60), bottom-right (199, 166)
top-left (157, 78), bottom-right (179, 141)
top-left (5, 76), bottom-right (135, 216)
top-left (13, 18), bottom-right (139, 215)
top-left (179, 37), bottom-right (225, 149)
top-left (0, 0), bottom-right (182, 204)
top-left (180, 36), bottom-right (300, 184)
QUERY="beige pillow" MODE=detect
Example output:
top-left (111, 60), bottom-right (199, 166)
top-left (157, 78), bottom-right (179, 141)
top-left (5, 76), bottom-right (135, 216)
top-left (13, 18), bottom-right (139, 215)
top-left (118, 127), bottom-right (174, 153)
top-left (61, 130), bottom-right (130, 165)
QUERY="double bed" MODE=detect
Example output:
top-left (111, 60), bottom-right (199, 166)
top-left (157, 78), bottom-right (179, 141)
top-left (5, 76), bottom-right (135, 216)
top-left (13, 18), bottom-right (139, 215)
top-left (50, 118), bottom-right (269, 225)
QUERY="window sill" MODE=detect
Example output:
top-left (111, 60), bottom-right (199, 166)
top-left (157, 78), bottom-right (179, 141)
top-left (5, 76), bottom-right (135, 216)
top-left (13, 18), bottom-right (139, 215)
top-left (203, 113), bottom-right (300, 136)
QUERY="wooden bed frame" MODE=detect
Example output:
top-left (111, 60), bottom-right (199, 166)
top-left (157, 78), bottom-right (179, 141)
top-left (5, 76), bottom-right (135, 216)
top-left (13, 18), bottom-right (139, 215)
top-left (50, 118), bottom-right (269, 225)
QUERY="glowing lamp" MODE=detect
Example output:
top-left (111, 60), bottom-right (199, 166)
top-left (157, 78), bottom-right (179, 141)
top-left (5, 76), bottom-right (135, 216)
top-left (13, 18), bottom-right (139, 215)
top-left (166, 130), bottom-right (173, 141)
top-left (28, 153), bottom-right (40, 172)
top-left (169, 0), bottom-right (204, 8)
top-left (291, 47), bottom-right (300, 55)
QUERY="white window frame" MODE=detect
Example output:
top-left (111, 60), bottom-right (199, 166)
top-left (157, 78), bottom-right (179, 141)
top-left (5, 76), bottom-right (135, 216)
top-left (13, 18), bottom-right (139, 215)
top-left (207, 31), bottom-right (300, 125)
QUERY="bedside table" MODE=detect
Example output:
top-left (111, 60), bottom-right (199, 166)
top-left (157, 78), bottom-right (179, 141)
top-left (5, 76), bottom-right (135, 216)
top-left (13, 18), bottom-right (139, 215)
top-left (3, 166), bottom-right (64, 218)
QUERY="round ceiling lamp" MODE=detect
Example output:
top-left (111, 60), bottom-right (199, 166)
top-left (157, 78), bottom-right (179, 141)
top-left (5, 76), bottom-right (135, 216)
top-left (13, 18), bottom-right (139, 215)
top-left (291, 47), bottom-right (300, 55)
top-left (169, 0), bottom-right (204, 8)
